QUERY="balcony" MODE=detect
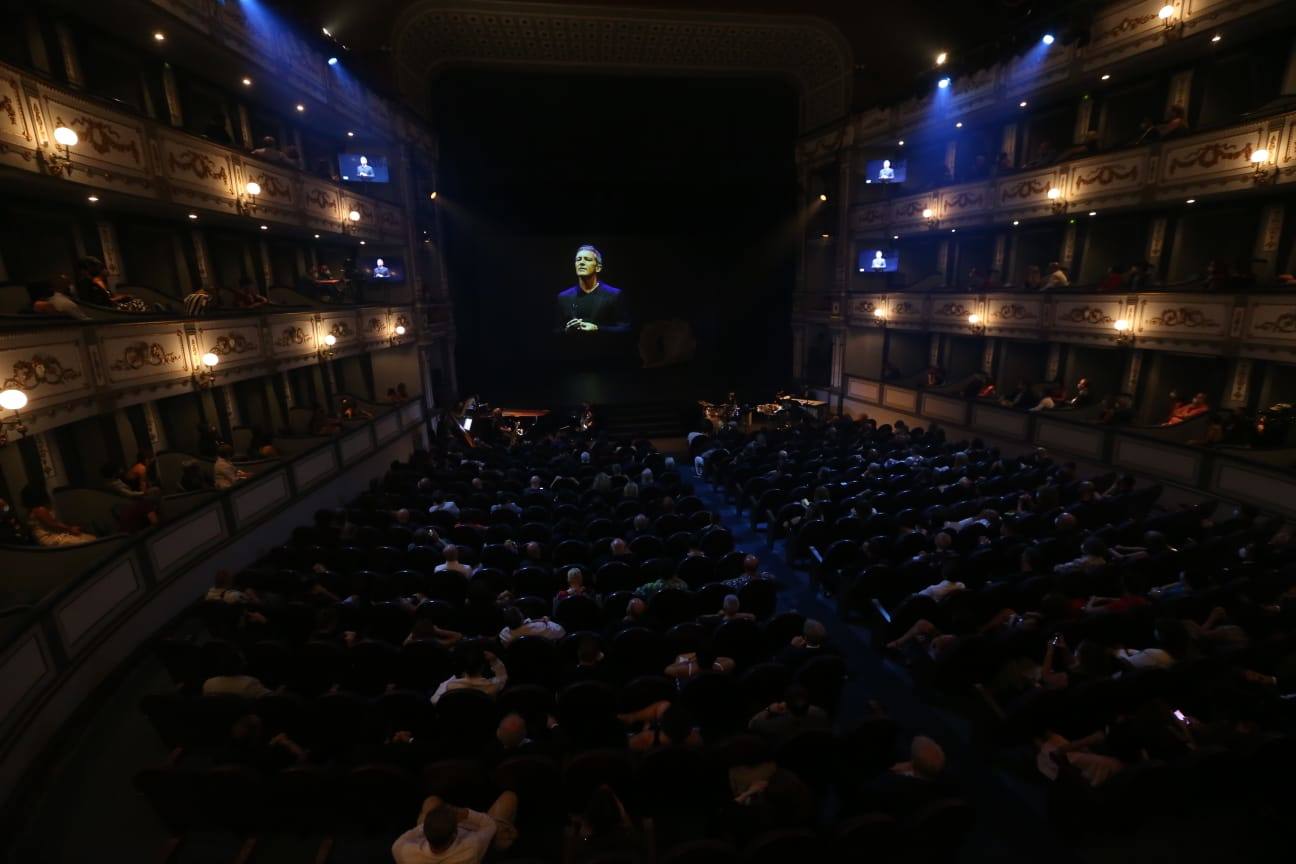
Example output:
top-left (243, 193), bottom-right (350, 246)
top-left (810, 290), bottom-right (1296, 360)
top-left (0, 60), bottom-right (408, 243)
top-left (0, 303), bottom-right (416, 439)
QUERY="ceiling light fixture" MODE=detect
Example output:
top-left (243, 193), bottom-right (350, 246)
top-left (935, 52), bottom-right (948, 66)
top-left (153, 31), bottom-right (166, 42)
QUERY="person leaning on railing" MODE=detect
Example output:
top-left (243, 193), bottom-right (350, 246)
top-left (20, 485), bottom-right (95, 546)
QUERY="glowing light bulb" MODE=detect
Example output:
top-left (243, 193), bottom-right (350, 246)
top-left (1251, 148), bottom-right (1270, 164)
top-left (967, 313), bottom-right (981, 325)
top-left (201, 352), bottom-right (219, 368)
top-left (873, 308), bottom-right (885, 318)
top-left (245, 181), bottom-right (261, 196)
top-left (188, 213), bottom-right (198, 220)
top-left (1042, 34), bottom-right (1055, 45)
top-left (327, 57), bottom-right (339, 66)
top-left (153, 31), bottom-right (166, 42)
top-left (395, 325), bottom-right (406, 336)
top-left (935, 52), bottom-right (948, 66)
top-left (819, 193), bottom-right (828, 202)
top-left (922, 208), bottom-right (934, 219)
top-left (348, 209), bottom-right (361, 222)
top-left (242, 77), bottom-right (252, 86)
top-left (53, 126), bottom-right (78, 147)
top-left (1114, 319), bottom-right (1131, 332)
top-left (1158, 4), bottom-right (1175, 20)
top-left (937, 77), bottom-right (951, 90)
top-left (323, 334), bottom-right (337, 347)
top-left (296, 104), bottom-right (306, 112)
top-left (0, 389), bottom-right (28, 411)
top-left (1047, 187), bottom-right (1061, 200)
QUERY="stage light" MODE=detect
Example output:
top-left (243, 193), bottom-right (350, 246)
top-left (1019, 100), bottom-right (1028, 108)
top-left (242, 77), bottom-right (252, 86)
top-left (937, 77), bottom-right (951, 90)
top-left (1100, 73), bottom-right (1111, 81)
top-left (935, 52), bottom-right (948, 66)
top-left (328, 57), bottom-right (339, 66)
top-left (187, 213), bottom-right (198, 220)
top-left (950, 228), bottom-right (957, 233)
top-left (0, 389), bottom-right (29, 411)
top-left (1211, 34), bottom-right (1221, 43)
top-left (820, 233), bottom-right (831, 239)
top-left (153, 31), bottom-right (166, 42)
top-left (295, 103), bottom-right (306, 112)
top-left (1042, 33), bottom-right (1055, 45)
top-left (819, 193), bottom-right (828, 202)
top-left (1158, 4), bottom-right (1174, 20)
top-left (1185, 199), bottom-right (1195, 204)
top-left (245, 181), bottom-right (261, 196)
top-left (348, 209), bottom-right (361, 222)
top-left (53, 126), bottom-right (78, 147)
top-left (892, 235), bottom-right (899, 240)
top-left (955, 121), bottom-right (963, 128)
top-left (1251, 148), bottom-right (1270, 164)
top-left (87, 195), bottom-right (99, 203)
top-left (359, 240), bottom-right (366, 245)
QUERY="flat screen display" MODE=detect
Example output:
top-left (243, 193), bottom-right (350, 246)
top-left (358, 256), bottom-right (405, 283)
top-left (338, 153), bottom-right (390, 183)
top-left (858, 249), bottom-right (899, 273)
top-left (864, 158), bottom-right (906, 185)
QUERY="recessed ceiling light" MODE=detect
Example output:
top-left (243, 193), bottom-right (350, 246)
top-left (187, 213), bottom-right (198, 220)
top-left (295, 104), bottom-right (305, 112)
top-left (1019, 100), bottom-right (1028, 108)
top-left (346, 131), bottom-right (355, 137)
top-left (892, 235), bottom-right (899, 240)
top-left (955, 121), bottom-right (963, 128)
top-left (1100, 73), bottom-right (1111, 81)
top-left (1186, 198), bottom-right (1196, 204)
top-left (153, 31), bottom-right (166, 42)
top-left (1012, 220), bottom-right (1019, 226)
top-left (87, 195), bottom-right (99, 203)
top-left (314, 233), bottom-right (321, 238)
top-left (1211, 34), bottom-right (1221, 43)
top-left (950, 228), bottom-right (956, 233)
top-left (242, 77), bottom-right (252, 86)
top-left (321, 27), bottom-right (332, 37)
top-left (1088, 211), bottom-right (1097, 216)
top-left (260, 225), bottom-right (268, 230)
top-left (897, 140), bottom-right (905, 147)
top-left (359, 240), bottom-right (366, 245)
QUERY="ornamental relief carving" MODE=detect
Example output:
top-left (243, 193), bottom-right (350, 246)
top-left (1058, 306), bottom-right (1115, 325)
top-left (326, 321), bottom-right (354, 340)
top-left (943, 191), bottom-right (985, 210)
top-left (55, 113), bottom-right (141, 164)
top-left (250, 173), bottom-right (292, 200)
top-left (168, 149), bottom-right (229, 185)
top-left (2, 353), bottom-right (82, 392)
top-left (891, 301), bottom-right (918, 316)
top-left (935, 303), bottom-right (971, 318)
top-left (1073, 163), bottom-right (1138, 188)
top-left (1166, 141), bottom-right (1255, 176)
top-left (365, 317), bottom-right (386, 333)
top-left (306, 187), bottom-right (337, 210)
top-left (108, 341), bottom-right (180, 372)
top-left (993, 304), bottom-right (1037, 321)
top-left (1144, 307), bottom-right (1221, 329)
top-left (273, 326), bottom-right (312, 348)
top-left (1094, 13), bottom-right (1159, 43)
top-left (1000, 178), bottom-right (1050, 201)
top-left (207, 333), bottom-right (259, 356)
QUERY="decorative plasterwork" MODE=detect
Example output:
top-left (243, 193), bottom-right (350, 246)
top-left (391, 1), bottom-right (852, 131)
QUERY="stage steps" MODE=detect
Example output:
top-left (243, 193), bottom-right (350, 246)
top-left (598, 401), bottom-right (691, 440)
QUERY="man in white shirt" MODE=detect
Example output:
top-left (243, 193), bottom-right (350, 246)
top-left (391, 791), bottom-right (518, 864)
top-left (1042, 261), bottom-right (1070, 290)
top-left (213, 445), bottom-right (244, 489)
top-left (435, 545), bottom-right (473, 577)
top-left (498, 608), bottom-right (566, 646)
top-left (431, 648), bottom-right (507, 703)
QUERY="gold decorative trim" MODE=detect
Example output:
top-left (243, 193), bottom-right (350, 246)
top-left (3, 354), bottom-right (82, 391)
top-left (108, 342), bottom-right (180, 371)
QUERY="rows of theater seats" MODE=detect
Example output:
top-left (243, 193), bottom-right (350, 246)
top-left (133, 441), bottom-right (975, 863)
top-left (696, 416), bottom-right (1296, 842)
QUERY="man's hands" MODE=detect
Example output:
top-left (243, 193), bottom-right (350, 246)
top-left (565, 318), bottom-right (598, 332)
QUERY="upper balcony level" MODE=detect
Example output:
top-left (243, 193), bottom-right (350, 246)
top-left (845, 107), bottom-right (1295, 238)
top-left (0, 60), bottom-right (411, 246)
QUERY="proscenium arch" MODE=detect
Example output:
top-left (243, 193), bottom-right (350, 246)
top-left (390, 0), bottom-right (854, 132)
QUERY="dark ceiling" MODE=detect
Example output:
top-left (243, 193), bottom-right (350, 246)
top-left (267, 0), bottom-right (1083, 111)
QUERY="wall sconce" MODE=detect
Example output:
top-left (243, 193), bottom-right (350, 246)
top-left (320, 333), bottom-right (337, 359)
top-left (1046, 186), bottom-right (1066, 214)
top-left (237, 180), bottom-right (261, 215)
top-left (342, 208), bottom-right (362, 235)
top-left (967, 312), bottom-right (985, 334)
top-left (0, 388), bottom-right (29, 447)
top-left (872, 307), bottom-right (887, 327)
top-left (388, 323), bottom-right (407, 346)
top-left (192, 352), bottom-right (219, 388)
top-left (1157, 4), bottom-right (1181, 33)
top-left (1113, 318), bottom-right (1134, 345)
top-left (38, 125), bottom-right (78, 176)
top-left (1251, 147), bottom-right (1276, 185)
top-left (922, 207), bottom-right (939, 230)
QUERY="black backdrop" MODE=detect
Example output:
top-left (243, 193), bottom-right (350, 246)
top-left (434, 71), bottom-right (799, 404)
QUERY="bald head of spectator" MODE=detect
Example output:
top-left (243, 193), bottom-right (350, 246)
top-left (1055, 512), bottom-right (1078, 533)
top-left (610, 537), bottom-right (629, 556)
top-left (722, 594), bottom-right (741, 616)
top-left (525, 541), bottom-right (543, 562)
top-left (803, 619), bottom-right (826, 647)
top-left (497, 713), bottom-right (528, 749)
top-left (395, 508), bottom-right (411, 524)
top-left (743, 554), bottom-right (760, 576)
top-left (529, 475), bottom-right (543, 489)
top-left (633, 513), bottom-right (650, 533)
top-left (910, 736), bottom-right (946, 779)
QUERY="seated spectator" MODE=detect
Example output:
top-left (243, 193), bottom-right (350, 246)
top-left (75, 256), bottom-right (149, 312)
top-left (664, 648), bottom-right (735, 683)
top-left (778, 619), bottom-right (835, 669)
top-left (995, 151), bottom-right (1013, 173)
top-left (498, 607), bottom-right (566, 646)
top-left (1156, 104), bottom-right (1189, 139)
top-left (216, 714), bottom-right (308, 771)
top-left (250, 136), bottom-right (291, 165)
top-left (564, 636), bottom-right (613, 686)
top-left (338, 397), bottom-right (373, 420)
top-left (183, 284), bottom-right (214, 317)
top-left (1163, 392), bottom-right (1209, 426)
top-left (1037, 729), bottom-right (1126, 788)
top-left (391, 790), bottom-right (518, 864)
top-left (486, 713), bottom-right (539, 763)
top-left (125, 448), bottom-right (157, 492)
top-left (555, 567), bottom-right (590, 602)
top-left (1054, 536), bottom-right (1111, 574)
top-left (633, 570), bottom-right (686, 598)
top-left (201, 655), bottom-right (272, 698)
top-left (1057, 130), bottom-right (1100, 162)
top-left (117, 494), bottom-right (160, 534)
top-left (404, 617), bottom-right (463, 647)
top-left (0, 498), bottom-right (32, 544)
top-left (213, 444), bottom-right (246, 489)
top-left (22, 485), bottom-right (95, 546)
top-left (1021, 264), bottom-right (1043, 291)
top-left (702, 594), bottom-right (756, 625)
top-left (177, 460), bottom-right (212, 492)
top-left (435, 545), bottom-right (472, 577)
top-left (1000, 379), bottom-right (1038, 410)
top-left (623, 702), bottom-right (704, 752)
top-left (431, 645), bottom-right (507, 703)
top-left (1096, 265), bottom-right (1125, 293)
top-left (251, 430), bottom-right (278, 459)
top-left (1042, 261), bottom-right (1070, 291)
top-left (1025, 140), bottom-right (1056, 168)
top-left (101, 463), bottom-right (144, 496)
top-left (29, 276), bottom-right (89, 320)
top-left (858, 736), bottom-right (955, 817)
top-left (1126, 260), bottom-right (1153, 290)
top-left (230, 276), bottom-right (268, 308)
top-left (1097, 394), bottom-right (1134, 425)
top-left (748, 683), bottom-right (829, 740)
top-left (609, 596), bottom-right (656, 635)
top-left (1114, 618), bottom-right (1190, 671)
top-left (573, 785), bottom-right (642, 864)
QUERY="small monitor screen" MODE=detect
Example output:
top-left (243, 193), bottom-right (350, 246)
top-left (858, 249), bottom-right (899, 273)
top-left (338, 153), bottom-right (390, 183)
top-left (358, 256), bottom-right (405, 283)
top-left (864, 158), bottom-right (906, 185)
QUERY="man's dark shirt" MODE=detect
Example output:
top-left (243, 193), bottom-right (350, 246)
top-left (555, 283), bottom-right (629, 334)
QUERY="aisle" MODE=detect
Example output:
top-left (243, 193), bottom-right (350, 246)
top-left (690, 475), bottom-right (1077, 864)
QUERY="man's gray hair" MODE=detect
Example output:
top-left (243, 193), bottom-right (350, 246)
top-left (576, 244), bottom-right (603, 265)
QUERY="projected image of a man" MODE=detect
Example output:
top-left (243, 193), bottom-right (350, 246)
top-left (555, 245), bottom-right (629, 334)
